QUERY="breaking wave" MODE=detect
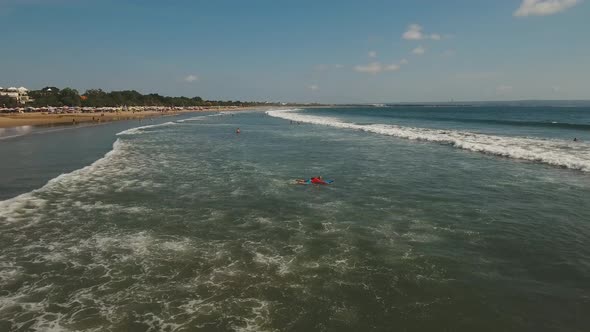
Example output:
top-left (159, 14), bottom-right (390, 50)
top-left (0, 138), bottom-right (129, 225)
top-left (117, 121), bottom-right (178, 135)
top-left (0, 111), bottom-right (224, 215)
top-left (357, 112), bottom-right (590, 130)
top-left (267, 109), bottom-right (590, 172)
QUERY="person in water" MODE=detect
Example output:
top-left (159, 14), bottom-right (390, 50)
top-left (296, 176), bottom-right (324, 185)
top-left (296, 176), bottom-right (333, 185)
top-left (236, 128), bottom-right (241, 134)
top-left (573, 137), bottom-right (578, 142)
top-left (311, 176), bottom-right (328, 184)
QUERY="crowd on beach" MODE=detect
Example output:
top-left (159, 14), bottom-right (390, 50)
top-left (0, 105), bottom-right (241, 114)
top-left (0, 105), bottom-right (247, 128)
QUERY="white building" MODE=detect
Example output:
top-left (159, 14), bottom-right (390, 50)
top-left (0, 86), bottom-right (32, 104)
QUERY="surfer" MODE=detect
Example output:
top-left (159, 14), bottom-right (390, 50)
top-left (296, 176), bottom-right (333, 185)
top-left (311, 176), bottom-right (324, 184)
top-left (299, 176), bottom-right (328, 185)
top-left (573, 137), bottom-right (578, 142)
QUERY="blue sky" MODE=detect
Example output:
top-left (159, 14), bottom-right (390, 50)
top-left (1, 0), bottom-right (588, 103)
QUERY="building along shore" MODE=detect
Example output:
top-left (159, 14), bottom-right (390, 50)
top-left (0, 105), bottom-right (247, 128)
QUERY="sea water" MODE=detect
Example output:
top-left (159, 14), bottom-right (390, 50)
top-left (0, 107), bottom-right (589, 331)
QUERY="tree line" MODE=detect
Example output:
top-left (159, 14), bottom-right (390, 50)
top-left (26, 87), bottom-right (272, 108)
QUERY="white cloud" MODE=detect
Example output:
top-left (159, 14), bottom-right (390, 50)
top-left (368, 51), bottom-right (377, 58)
top-left (354, 62), bottom-right (400, 75)
top-left (184, 74), bottom-right (198, 82)
top-left (308, 84), bottom-right (319, 91)
top-left (334, 64), bottom-right (344, 69)
top-left (552, 85), bottom-right (561, 92)
top-left (400, 58), bottom-right (409, 65)
top-left (402, 24), bottom-right (443, 40)
top-left (496, 85), bottom-right (513, 93)
top-left (412, 46), bottom-right (426, 55)
top-left (514, 0), bottom-right (580, 16)
top-left (354, 62), bottom-right (382, 75)
top-left (403, 24), bottom-right (425, 40)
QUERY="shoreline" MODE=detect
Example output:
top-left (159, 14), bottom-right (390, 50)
top-left (0, 106), bottom-right (267, 129)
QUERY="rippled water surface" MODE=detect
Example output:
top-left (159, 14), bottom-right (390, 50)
top-left (1, 108), bottom-right (589, 331)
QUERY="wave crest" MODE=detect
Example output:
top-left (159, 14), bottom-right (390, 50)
top-left (267, 109), bottom-right (590, 172)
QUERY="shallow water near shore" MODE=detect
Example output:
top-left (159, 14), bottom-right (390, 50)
top-left (1, 107), bottom-right (589, 331)
top-left (0, 114), bottom-right (197, 201)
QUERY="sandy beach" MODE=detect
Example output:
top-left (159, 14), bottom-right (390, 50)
top-left (0, 107), bottom-right (258, 128)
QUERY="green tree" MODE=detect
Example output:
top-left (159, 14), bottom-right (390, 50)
top-left (27, 86), bottom-right (275, 108)
top-left (59, 88), bottom-right (81, 107)
top-left (30, 88), bottom-right (62, 107)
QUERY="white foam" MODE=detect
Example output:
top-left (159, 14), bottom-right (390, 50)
top-left (0, 114), bottom-right (185, 224)
top-left (0, 194), bottom-right (47, 225)
top-left (177, 112), bottom-right (238, 124)
top-left (0, 137), bottom-right (141, 227)
top-left (181, 113), bottom-right (223, 122)
top-left (0, 264), bottom-right (22, 283)
top-left (267, 109), bottom-right (590, 172)
top-left (117, 121), bottom-right (177, 135)
top-left (231, 298), bottom-right (272, 332)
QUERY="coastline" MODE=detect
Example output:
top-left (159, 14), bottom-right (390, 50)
top-left (0, 106), bottom-right (263, 129)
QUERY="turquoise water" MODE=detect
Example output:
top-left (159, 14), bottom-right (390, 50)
top-left (1, 107), bottom-right (589, 331)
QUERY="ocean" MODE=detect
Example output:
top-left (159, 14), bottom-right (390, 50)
top-left (0, 107), bottom-right (589, 331)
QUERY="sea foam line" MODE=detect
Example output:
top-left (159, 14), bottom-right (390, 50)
top-left (267, 109), bottom-right (590, 172)
top-left (0, 114), bottom-right (206, 210)
top-left (0, 117), bottom-right (163, 212)
top-left (117, 121), bottom-right (178, 135)
top-left (0, 138), bottom-right (131, 225)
